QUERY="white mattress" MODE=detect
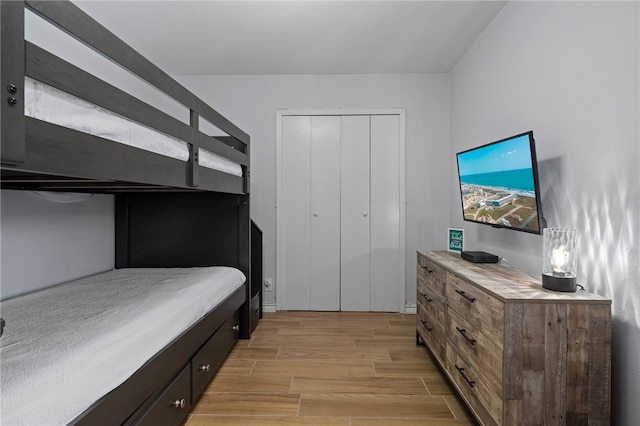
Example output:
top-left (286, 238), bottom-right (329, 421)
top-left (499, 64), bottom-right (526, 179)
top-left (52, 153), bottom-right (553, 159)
top-left (24, 77), bottom-right (243, 177)
top-left (0, 267), bottom-right (246, 425)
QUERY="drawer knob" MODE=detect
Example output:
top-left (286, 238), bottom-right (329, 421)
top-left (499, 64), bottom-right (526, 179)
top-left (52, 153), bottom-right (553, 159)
top-left (198, 364), bottom-right (211, 372)
top-left (455, 289), bottom-right (476, 303)
top-left (231, 325), bottom-right (240, 332)
top-left (455, 326), bottom-right (477, 346)
top-left (171, 398), bottom-right (186, 409)
top-left (455, 364), bottom-right (475, 388)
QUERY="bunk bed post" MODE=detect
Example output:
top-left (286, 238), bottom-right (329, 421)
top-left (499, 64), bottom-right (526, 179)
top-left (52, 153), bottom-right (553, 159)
top-left (238, 134), bottom-right (251, 337)
top-left (238, 193), bottom-right (251, 338)
top-left (1, 0), bottom-right (26, 165)
top-left (189, 109), bottom-right (199, 187)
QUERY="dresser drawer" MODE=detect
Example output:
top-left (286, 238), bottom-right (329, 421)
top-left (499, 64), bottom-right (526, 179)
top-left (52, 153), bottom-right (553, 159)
top-left (446, 345), bottom-right (502, 426)
top-left (417, 298), bottom-right (445, 362)
top-left (447, 307), bottom-right (503, 394)
top-left (417, 254), bottom-right (446, 297)
top-left (136, 365), bottom-right (191, 426)
top-left (417, 282), bottom-right (445, 327)
top-left (192, 310), bottom-right (240, 402)
top-left (446, 273), bottom-right (504, 345)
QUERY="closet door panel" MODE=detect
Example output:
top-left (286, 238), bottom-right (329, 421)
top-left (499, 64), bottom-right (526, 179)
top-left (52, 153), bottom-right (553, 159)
top-left (340, 115), bottom-right (371, 311)
top-left (281, 116), bottom-right (311, 310)
top-left (370, 115), bottom-right (401, 311)
top-left (309, 116), bottom-right (341, 310)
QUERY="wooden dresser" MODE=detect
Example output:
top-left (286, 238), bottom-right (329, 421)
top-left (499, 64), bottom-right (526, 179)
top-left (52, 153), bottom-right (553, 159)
top-left (416, 250), bottom-right (611, 426)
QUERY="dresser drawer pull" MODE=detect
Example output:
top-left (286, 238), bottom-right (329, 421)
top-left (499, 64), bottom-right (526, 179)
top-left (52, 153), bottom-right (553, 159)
top-left (420, 320), bottom-right (433, 332)
top-left (231, 325), bottom-right (240, 332)
top-left (421, 265), bottom-right (434, 273)
top-left (171, 398), bottom-right (186, 409)
top-left (455, 365), bottom-right (475, 388)
top-left (455, 326), bottom-right (477, 346)
top-left (455, 289), bottom-right (476, 303)
top-left (198, 364), bottom-right (211, 373)
top-left (419, 292), bottom-right (433, 303)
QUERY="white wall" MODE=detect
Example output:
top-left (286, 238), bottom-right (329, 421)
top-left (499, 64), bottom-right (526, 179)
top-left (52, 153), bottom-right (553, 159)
top-left (0, 191), bottom-right (115, 299)
top-left (449, 1), bottom-right (639, 424)
top-left (176, 74), bottom-right (450, 308)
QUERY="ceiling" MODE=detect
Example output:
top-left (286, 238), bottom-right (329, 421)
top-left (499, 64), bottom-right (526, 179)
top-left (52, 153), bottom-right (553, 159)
top-left (73, 1), bottom-right (507, 76)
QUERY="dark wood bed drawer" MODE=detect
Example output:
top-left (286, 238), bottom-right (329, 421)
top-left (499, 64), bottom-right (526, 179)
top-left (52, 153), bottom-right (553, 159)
top-left (136, 365), bottom-right (191, 426)
top-left (191, 309), bottom-right (240, 401)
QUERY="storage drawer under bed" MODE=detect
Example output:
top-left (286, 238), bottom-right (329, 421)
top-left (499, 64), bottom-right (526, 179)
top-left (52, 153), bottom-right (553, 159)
top-left (191, 309), bottom-right (240, 402)
top-left (133, 308), bottom-right (241, 426)
top-left (136, 365), bottom-right (191, 426)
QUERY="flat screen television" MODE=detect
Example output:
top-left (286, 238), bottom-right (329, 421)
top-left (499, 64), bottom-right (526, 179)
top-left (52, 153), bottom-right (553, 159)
top-left (456, 131), bottom-right (544, 235)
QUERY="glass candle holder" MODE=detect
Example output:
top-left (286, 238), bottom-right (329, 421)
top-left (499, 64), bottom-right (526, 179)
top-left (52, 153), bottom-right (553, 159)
top-left (542, 228), bottom-right (577, 292)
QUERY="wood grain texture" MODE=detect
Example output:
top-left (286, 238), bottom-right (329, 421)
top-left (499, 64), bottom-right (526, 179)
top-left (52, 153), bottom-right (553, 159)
top-left (588, 304), bottom-right (612, 425)
top-left (184, 311), bottom-right (476, 425)
top-left (446, 273), bottom-right (504, 346)
top-left (503, 303), bottom-right (523, 400)
top-left (417, 251), bottom-right (612, 426)
top-left (417, 256), bottom-right (447, 297)
top-left (416, 258), bottom-right (448, 364)
top-left (544, 304), bottom-right (568, 425)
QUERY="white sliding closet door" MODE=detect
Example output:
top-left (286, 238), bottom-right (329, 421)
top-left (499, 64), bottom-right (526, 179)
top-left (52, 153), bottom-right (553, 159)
top-left (340, 116), bottom-right (371, 311)
top-left (370, 115), bottom-right (401, 311)
top-left (309, 116), bottom-right (341, 310)
top-left (277, 110), bottom-right (404, 312)
top-left (280, 116), bottom-right (311, 310)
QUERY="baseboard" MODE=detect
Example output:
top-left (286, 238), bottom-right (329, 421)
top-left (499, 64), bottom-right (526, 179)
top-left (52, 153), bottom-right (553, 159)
top-left (404, 304), bottom-right (416, 314)
top-left (263, 304), bottom-right (415, 314)
top-left (262, 303), bottom-right (277, 313)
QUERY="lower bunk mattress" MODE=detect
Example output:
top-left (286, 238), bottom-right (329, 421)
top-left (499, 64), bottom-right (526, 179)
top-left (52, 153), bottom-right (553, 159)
top-left (0, 266), bottom-right (246, 425)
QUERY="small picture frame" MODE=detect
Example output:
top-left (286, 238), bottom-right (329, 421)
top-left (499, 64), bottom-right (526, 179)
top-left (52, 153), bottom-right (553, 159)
top-left (448, 228), bottom-right (464, 253)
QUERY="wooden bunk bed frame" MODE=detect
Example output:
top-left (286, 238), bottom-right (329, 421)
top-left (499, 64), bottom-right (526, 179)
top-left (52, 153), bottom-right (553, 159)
top-left (1, 1), bottom-right (257, 424)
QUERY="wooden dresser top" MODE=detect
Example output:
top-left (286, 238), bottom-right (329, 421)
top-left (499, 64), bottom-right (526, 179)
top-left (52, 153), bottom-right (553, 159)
top-left (421, 250), bottom-right (610, 304)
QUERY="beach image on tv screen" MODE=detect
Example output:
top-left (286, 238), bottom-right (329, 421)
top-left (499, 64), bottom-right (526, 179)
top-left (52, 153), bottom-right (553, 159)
top-left (457, 134), bottom-right (540, 233)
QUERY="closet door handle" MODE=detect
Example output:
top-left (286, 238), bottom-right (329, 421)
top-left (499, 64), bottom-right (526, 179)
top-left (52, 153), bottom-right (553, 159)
top-left (362, 212), bottom-right (368, 217)
top-left (313, 212), bottom-right (319, 217)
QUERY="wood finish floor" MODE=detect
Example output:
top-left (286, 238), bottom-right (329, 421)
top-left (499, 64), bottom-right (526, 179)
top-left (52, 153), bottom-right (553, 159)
top-left (184, 311), bottom-right (476, 425)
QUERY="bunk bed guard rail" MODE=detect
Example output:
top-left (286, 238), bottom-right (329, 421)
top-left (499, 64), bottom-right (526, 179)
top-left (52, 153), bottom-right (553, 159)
top-left (0, 0), bottom-right (249, 194)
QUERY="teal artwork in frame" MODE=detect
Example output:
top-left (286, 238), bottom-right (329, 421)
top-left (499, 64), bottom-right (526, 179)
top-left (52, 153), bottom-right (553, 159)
top-left (448, 228), bottom-right (464, 253)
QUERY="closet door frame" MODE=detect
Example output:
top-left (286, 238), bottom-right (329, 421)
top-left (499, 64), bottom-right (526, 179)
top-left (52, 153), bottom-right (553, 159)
top-left (275, 109), bottom-right (406, 312)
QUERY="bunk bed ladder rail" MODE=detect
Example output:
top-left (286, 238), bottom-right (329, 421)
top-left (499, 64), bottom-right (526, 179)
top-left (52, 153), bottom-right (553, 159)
top-left (1, 0), bottom-right (249, 193)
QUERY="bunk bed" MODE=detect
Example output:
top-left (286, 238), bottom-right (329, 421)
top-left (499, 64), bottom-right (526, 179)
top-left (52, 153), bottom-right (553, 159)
top-left (0, 1), bottom-right (256, 425)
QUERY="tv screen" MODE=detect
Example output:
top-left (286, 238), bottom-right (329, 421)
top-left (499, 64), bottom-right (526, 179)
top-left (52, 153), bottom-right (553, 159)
top-left (456, 131), bottom-right (544, 234)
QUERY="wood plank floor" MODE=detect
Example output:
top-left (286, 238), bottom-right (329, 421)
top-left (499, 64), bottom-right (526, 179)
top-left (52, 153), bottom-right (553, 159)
top-left (184, 311), bottom-right (476, 425)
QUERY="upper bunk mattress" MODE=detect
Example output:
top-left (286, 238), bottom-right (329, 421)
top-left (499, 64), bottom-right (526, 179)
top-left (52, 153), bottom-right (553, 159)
top-left (0, 266), bottom-right (246, 425)
top-left (24, 77), bottom-right (243, 177)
